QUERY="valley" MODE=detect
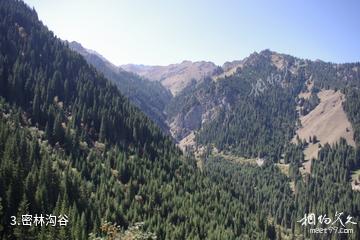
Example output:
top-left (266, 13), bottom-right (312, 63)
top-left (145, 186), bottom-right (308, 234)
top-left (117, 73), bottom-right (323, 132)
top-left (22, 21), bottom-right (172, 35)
top-left (65, 37), bottom-right (360, 240)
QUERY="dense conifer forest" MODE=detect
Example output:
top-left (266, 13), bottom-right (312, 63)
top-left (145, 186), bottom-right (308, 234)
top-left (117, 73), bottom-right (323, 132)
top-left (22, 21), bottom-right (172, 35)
top-left (0, 0), bottom-right (274, 239)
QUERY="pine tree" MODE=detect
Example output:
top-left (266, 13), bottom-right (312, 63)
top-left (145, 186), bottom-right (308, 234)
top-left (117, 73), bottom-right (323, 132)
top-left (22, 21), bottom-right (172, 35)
top-left (14, 194), bottom-right (32, 239)
top-left (99, 116), bottom-right (106, 142)
top-left (32, 90), bottom-right (41, 124)
top-left (0, 197), bottom-right (3, 233)
top-left (53, 113), bottom-right (64, 144)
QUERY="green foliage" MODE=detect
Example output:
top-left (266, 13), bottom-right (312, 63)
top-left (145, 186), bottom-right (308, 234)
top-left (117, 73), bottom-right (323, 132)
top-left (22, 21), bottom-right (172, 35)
top-left (343, 87), bottom-right (360, 145)
top-left (299, 92), bottom-right (320, 116)
top-left (167, 51), bottom-right (360, 163)
top-left (308, 61), bottom-right (360, 90)
top-left (294, 140), bottom-right (360, 239)
top-left (204, 157), bottom-right (293, 234)
top-left (205, 139), bottom-right (360, 239)
top-left (174, 53), bottom-right (306, 161)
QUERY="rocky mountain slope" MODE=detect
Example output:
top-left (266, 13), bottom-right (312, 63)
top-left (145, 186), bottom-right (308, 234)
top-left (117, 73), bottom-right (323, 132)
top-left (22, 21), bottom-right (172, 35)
top-left (122, 60), bottom-right (218, 95)
top-left (166, 50), bottom-right (360, 161)
top-left (68, 41), bottom-right (172, 131)
top-left (74, 44), bottom-right (360, 163)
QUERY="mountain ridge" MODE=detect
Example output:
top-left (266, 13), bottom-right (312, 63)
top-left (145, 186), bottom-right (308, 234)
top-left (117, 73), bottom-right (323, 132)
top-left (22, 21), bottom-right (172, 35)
top-left (165, 49), bottom-right (360, 161)
top-left (68, 41), bottom-right (172, 132)
top-left (72, 43), bottom-right (360, 161)
top-left (121, 60), bottom-right (219, 95)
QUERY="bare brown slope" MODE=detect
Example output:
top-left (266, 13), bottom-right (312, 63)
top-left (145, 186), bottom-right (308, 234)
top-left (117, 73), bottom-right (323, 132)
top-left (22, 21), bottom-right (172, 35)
top-left (293, 89), bottom-right (355, 162)
top-left (122, 61), bottom-right (217, 95)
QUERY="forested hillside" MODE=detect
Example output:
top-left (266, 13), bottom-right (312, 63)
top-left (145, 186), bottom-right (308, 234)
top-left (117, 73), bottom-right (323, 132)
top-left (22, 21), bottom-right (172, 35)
top-left (163, 48), bottom-right (360, 239)
top-left (0, 0), bottom-right (278, 239)
top-left (166, 50), bottom-right (360, 161)
top-left (166, 51), bottom-right (306, 160)
top-left (204, 139), bottom-right (360, 240)
top-left (68, 41), bottom-right (172, 132)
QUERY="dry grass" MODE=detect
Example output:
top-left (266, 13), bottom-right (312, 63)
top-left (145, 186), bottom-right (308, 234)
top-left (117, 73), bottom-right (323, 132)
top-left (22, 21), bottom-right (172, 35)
top-left (275, 163), bottom-right (290, 177)
top-left (293, 90), bottom-right (355, 168)
top-left (213, 152), bottom-right (258, 165)
top-left (123, 61), bottom-right (217, 95)
top-left (276, 163), bottom-right (296, 194)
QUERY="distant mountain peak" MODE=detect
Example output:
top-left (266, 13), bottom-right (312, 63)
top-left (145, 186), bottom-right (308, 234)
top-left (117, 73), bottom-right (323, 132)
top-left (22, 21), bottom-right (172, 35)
top-left (121, 61), bottom-right (218, 95)
top-left (67, 40), bottom-right (112, 65)
top-left (259, 48), bottom-right (274, 55)
top-left (181, 60), bottom-right (192, 64)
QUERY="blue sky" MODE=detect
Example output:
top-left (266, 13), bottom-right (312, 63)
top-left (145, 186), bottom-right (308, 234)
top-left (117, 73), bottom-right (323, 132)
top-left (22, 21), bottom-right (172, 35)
top-left (24, 0), bottom-right (360, 66)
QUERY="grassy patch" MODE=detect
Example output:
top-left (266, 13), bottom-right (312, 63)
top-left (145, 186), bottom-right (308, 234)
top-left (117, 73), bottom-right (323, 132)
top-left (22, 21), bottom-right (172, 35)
top-left (213, 151), bottom-right (257, 165)
top-left (276, 163), bottom-right (296, 194)
top-left (275, 163), bottom-right (290, 177)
